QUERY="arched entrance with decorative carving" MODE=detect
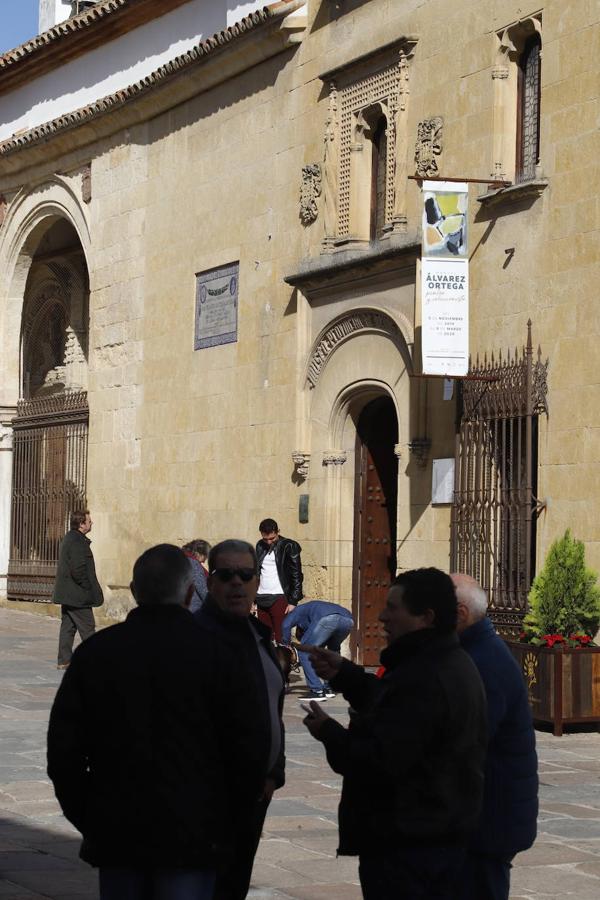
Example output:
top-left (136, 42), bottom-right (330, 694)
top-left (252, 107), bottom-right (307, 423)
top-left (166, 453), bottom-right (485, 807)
top-left (3, 208), bottom-right (90, 603)
top-left (301, 306), bottom-right (412, 663)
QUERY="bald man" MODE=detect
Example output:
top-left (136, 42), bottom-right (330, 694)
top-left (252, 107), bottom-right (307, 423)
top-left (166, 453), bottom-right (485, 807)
top-left (452, 573), bottom-right (538, 900)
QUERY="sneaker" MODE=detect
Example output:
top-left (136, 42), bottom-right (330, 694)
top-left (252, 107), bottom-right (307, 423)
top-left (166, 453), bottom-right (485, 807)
top-left (323, 685), bottom-right (336, 698)
top-left (301, 690), bottom-right (328, 701)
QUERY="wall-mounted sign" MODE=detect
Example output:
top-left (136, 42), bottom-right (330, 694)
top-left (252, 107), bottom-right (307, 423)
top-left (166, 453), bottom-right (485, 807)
top-left (422, 181), bottom-right (468, 258)
top-left (194, 261), bottom-right (239, 350)
top-left (421, 181), bottom-right (469, 375)
top-left (421, 257), bottom-right (469, 376)
top-left (432, 458), bottom-right (455, 505)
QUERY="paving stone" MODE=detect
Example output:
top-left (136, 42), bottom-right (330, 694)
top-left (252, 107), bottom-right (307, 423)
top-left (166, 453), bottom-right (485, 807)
top-left (514, 840), bottom-right (598, 866)
top-left (1, 606), bottom-right (600, 899)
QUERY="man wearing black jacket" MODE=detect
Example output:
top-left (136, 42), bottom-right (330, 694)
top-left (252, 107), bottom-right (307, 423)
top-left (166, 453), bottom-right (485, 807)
top-left (255, 518), bottom-right (303, 642)
top-left (48, 544), bottom-right (265, 900)
top-left (52, 509), bottom-right (104, 669)
top-left (195, 539), bottom-right (285, 899)
top-left (301, 568), bottom-right (487, 900)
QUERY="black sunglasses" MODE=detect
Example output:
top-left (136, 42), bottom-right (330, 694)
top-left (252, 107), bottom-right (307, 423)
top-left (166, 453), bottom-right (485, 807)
top-left (210, 567), bottom-right (256, 583)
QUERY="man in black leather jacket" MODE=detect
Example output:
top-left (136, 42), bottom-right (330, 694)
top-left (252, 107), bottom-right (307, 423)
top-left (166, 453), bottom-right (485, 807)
top-left (255, 518), bottom-right (303, 642)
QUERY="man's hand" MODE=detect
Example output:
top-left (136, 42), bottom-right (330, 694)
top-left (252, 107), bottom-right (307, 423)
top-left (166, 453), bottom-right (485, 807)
top-left (302, 700), bottom-right (332, 739)
top-left (259, 777), bottom-right (277, 803)
top-left (296, 645), bottom-right (343, 681)
top-left (285, 604), bottom-right (295, 614)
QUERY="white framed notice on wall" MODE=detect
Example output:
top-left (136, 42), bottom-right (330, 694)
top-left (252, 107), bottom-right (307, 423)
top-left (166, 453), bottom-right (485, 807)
top-left (432, 458), bottom-right (455, 505)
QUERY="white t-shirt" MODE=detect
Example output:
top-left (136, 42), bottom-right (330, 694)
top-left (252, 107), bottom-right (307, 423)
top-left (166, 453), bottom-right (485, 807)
top-left (258, 550), bottom-right (284, 595)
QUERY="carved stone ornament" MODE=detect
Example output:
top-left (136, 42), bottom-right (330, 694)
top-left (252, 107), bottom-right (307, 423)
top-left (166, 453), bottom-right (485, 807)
top-left (0, 195), bottom-right (7, 227)
top-left (408, 437), bottom-right (431, 468)
top-left (292, 451), bottom-right (311, 478)
top-left (307, 310), bottom-right (393, 389)
top-left (322, 451), bottom-right (347, 466)
top-left (81, 164), bottom-right (92, 204)
top-left (300, 163), bottom-right (322, 225)
top-left (414, 117), bottom-right (444, 178)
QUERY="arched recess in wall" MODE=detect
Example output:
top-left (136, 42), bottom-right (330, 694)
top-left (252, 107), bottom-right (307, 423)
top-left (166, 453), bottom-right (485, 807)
top-left (0, 177), bottom-right (91, 401)
top-left (302, 307), bottom-right (413, 661)
top-left (0, 178), bottom-right (92, 604)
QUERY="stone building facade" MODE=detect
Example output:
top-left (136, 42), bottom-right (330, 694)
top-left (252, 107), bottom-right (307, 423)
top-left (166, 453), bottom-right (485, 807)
top-left (0, 0), bottom-right (597, 662)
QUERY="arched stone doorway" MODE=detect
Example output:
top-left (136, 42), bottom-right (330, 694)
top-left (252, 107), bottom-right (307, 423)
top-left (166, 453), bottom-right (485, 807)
top-left (352, 395), bottom-right (398, 665)
top-left (6, 216), bottom-right (90, 603)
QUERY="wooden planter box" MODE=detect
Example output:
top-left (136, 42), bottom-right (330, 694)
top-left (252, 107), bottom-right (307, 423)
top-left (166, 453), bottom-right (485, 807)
top-left (506, 641), bottom-right (600, 736)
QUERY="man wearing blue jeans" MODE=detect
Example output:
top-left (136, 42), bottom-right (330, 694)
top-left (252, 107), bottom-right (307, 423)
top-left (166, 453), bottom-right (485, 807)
top-left (282, 600), bottom-right (354, 700)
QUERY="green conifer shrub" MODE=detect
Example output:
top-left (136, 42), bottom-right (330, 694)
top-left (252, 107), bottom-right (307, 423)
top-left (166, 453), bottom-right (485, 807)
top-left (524, 530), bottom-right (600, 644)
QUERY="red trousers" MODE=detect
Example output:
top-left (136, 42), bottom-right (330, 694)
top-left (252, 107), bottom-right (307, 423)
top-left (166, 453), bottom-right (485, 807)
top-left (256, 595), bottom-right (288, 643)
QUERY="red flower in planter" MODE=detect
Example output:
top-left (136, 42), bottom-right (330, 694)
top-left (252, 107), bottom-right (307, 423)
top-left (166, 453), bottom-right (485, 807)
top-left (542, 634), bottom-right (566, 648)
top-left (569, 634), bottom-right (592, 646)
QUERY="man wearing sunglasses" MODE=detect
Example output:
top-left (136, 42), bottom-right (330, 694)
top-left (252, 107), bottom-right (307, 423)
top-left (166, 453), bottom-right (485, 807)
top-left (194, 539), bottom-right (285, 900)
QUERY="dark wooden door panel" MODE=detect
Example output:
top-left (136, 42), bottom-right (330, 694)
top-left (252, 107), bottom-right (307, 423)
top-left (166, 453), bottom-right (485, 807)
top-left (353, 397), bottom-right (398, 666)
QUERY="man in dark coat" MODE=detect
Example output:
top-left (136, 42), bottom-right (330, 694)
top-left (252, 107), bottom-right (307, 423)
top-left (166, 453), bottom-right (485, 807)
top-left (452, 573), bottom-right (538, 900)
top-left (52, 509), bottom-right (104, 669)
top-left (301, 568), bottom-right (487, 900)
top-left (195, 539), bottom-right (285, 900)
top-left (255, 517), bottom-right (303, 642)
top-left (47, 544), bottom-right (265, 900)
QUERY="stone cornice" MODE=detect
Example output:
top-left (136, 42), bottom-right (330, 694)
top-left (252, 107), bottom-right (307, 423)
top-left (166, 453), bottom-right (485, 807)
top-left (0, 1), bottom-right (305, 175)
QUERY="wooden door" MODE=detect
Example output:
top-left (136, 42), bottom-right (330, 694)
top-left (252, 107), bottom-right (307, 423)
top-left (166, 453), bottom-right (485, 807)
top-left (352, 397), bottom-right (398, 665)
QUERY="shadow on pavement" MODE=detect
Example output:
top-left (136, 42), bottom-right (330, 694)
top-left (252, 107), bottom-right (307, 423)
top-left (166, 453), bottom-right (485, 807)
top-left (0, 814), bottom-right (98, 899)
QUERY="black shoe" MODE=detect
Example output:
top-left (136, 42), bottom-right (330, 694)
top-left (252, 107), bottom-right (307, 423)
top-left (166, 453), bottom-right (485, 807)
top-left (323, 685), bottom-right (336, 698)
top-left (301, 690), bottom-right (327, 701)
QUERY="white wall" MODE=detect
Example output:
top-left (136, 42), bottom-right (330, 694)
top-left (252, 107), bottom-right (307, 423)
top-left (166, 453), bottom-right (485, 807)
top-left (39, 0), bottom-right (73, 33)
top-left (2, 0), bottom-right (266, 143)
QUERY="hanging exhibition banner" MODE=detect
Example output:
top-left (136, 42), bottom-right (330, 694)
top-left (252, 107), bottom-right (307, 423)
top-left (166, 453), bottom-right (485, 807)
top-left (421, 181), bottom-right (469, 376)
top-left (421, 256), bottom-right (469, 376)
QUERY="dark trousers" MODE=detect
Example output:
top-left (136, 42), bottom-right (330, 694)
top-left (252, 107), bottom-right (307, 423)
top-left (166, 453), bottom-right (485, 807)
top-left (58, 606), bottom-right (95, 665)
top-left (214, 798), bottom-right (269, 900)
top-left (256, 595), bottom-right (288, 643)
top-left (455, 851), bottom-right (513, 900)
top-left (359, 846), bottom-right (466, 900)
top-left (99, 867), bottom-right (216, 900)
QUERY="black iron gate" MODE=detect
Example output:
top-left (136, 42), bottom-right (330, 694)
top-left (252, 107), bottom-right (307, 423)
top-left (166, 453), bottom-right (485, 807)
top-left (450, 323), bottom-right (548, 634)
top-left (7, 392), bottom-right (88, 603)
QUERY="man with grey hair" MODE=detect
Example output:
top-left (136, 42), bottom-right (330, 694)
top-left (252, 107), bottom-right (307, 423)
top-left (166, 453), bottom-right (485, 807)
top-left (452, 573), bottom-right (538, 900)
top-left (48, 544), bottom-right (263, 900)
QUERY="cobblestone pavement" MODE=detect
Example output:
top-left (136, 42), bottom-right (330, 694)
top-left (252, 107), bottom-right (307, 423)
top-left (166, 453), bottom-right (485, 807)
top-left (0, 607), bottom-right (599, 898)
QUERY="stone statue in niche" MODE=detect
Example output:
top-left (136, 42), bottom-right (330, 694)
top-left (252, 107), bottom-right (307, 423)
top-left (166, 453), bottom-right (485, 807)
top-left (415, 117), bottom-right (444, 177)
top-left (300, 163), bottom-right (322, 225)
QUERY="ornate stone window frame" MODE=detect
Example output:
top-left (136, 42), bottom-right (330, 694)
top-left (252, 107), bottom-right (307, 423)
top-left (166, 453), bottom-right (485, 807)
top-left (319, 38), bottom-right (417, 252)
top-left (490, 14), bottom-right (543, 186)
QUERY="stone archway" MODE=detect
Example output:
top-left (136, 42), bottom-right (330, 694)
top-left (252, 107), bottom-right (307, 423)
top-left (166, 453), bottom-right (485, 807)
top-left (0, 181), bottom-right (91, 602)
top-left (300, 307), bottom-right (412, 658)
